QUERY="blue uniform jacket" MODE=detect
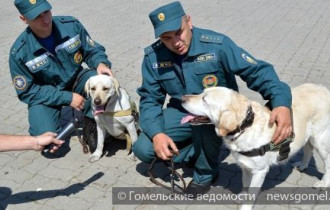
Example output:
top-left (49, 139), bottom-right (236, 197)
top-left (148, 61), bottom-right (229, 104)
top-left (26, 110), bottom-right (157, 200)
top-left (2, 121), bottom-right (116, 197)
top-left (137, 27), bottom-right (292, 139)
top-left (9, 16), bottom-right (111, 107)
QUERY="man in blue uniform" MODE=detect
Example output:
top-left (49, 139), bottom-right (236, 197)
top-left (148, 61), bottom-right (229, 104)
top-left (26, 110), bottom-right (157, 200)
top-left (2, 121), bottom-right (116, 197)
top-left (9, 0), bottom-right (113, 152)
top-left (133, 1), bottom-right (293, 196)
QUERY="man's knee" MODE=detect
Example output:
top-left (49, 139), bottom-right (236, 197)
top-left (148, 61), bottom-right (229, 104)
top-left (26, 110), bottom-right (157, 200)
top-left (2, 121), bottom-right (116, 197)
top-left (28, 105), bottom-right (61, 136)
top-left (132, 133), bottom-right (155, 163)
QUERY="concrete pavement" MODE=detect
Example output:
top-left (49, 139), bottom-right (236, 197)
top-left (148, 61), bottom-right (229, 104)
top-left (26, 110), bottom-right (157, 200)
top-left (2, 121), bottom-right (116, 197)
top-left (1, 0), bottom-right (330, 209)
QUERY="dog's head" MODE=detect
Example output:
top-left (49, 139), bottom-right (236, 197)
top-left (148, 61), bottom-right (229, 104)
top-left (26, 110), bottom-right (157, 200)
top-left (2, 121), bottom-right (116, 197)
top-left (85, 74), bottom-right (120, 115)
top-left (181, 87), bottom-right (250, 137)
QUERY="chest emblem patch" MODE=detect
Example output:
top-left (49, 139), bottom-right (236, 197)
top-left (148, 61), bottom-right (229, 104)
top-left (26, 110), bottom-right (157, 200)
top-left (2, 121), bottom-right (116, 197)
top-left (74, 51), bottom-right (83, 64)
top-left (202, 74), bottom-right (218, 88)
top-left (13, 75), bottom-right (27, 90)
top-left (242, 53), bottom-right (257, 65)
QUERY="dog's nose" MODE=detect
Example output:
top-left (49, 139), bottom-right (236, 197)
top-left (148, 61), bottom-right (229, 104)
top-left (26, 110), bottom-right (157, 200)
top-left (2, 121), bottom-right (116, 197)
top-left (94, 98), bottom-right (102, 105)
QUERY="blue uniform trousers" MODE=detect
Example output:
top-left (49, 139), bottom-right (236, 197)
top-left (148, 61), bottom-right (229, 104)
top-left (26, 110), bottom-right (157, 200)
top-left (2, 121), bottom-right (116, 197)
top-left (28, 69), bottom-right (97, 136)
top-left (132, 107), bottom-right (222, 184)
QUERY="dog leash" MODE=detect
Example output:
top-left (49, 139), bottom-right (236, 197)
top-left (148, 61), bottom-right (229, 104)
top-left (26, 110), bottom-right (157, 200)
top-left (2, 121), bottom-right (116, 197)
top-left (68, 108), bottom-right (89, 154)
top-left (73, 117), bottom-right (89, 154)
top-left (148, 152), bottom-right (187, 194)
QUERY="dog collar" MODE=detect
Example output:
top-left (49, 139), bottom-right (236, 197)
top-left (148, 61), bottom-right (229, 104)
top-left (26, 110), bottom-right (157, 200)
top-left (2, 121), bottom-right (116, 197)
top-left (227, 105), bottom-right (254, 140)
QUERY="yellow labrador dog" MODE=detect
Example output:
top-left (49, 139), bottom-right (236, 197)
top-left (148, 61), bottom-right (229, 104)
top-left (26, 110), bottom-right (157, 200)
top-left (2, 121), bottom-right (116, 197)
top-left (182, 83), bottom-right (330, 210)
top-left (85, 75), bottom-right (138, 162)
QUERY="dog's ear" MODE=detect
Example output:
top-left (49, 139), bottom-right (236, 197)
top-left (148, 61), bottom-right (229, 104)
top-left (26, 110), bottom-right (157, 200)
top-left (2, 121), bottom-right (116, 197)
top-left (218, 108), bottom-right (238, 136)
top-left (110, 76), bottom-right (120, 94)
top-left (84, 78), bottom-right (91, 97)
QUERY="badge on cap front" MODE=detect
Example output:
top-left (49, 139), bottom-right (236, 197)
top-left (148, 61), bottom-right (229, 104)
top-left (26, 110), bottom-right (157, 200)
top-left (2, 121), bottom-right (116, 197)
top-left (158, 13), bottom-right (165, 21)
top-left (30, 0), bottom-right (36, 5)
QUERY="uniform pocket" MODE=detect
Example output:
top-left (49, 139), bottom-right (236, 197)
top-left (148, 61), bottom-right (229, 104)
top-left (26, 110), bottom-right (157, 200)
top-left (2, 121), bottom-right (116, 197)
top-left (56, 35), bottom-right (83, 67)
top-left (193, 67), bottom-right (221, 88)
top-left (154, 69), bottom-right (180, 95)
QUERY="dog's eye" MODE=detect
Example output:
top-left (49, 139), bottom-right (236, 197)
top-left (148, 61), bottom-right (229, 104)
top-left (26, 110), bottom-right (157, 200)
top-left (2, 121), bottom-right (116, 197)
top-left (103, 87), bottom-right (110, 91)
top-left (91, 87), bottom-right (96, 91)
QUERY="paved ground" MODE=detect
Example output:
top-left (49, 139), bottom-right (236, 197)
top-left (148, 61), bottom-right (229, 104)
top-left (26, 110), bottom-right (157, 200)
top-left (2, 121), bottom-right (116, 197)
top-left (1, 0), bottom-right (330, 209)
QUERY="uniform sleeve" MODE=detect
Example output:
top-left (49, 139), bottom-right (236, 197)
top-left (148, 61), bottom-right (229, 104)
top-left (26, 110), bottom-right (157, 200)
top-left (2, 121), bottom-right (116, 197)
top-left (136, 57), bottom-right (166, 139)
top-left (9, 55), bottom-right (72, 106)
top-left (75, 20), bottom-right (112, 69)
top-left (220, 36), bottom-right (292, 108)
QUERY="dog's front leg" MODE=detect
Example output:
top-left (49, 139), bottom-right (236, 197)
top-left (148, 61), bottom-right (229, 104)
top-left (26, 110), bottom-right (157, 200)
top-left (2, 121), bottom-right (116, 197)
top-left (126, 122), bottom-right (138, 160)
top-left (89, 125), bottom-right (106, 163)
top-left (239, 167), bottom-right (269, 210)
top-left (241, 167), bottom-right (252, 188)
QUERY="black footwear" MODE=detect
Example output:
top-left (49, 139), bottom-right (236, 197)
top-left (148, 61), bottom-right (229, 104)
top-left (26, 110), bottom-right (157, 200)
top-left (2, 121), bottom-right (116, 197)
top-left (185, 180), bottom-right (212, 198)
top-left (82, 117), bottom-right (98, 153)
top-left (185, 172), bottom-right (219, 198)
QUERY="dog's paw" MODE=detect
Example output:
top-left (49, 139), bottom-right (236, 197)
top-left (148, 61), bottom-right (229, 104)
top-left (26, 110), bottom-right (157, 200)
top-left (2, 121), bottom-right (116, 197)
top-left (128, 153), bottom-right (137, 161)
top-left (292, 161), bottom-right (308, 171)
top-left (89, 153), bottom-right (102, 163)
top-left (239, 204), bottom-right (253, 210)
top-left (313, 181), bottom-right (328, 190)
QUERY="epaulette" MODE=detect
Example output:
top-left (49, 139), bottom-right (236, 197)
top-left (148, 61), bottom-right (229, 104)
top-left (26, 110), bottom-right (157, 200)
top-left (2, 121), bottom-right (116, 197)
top-left (200, 34), bottom-right (223, 44)
top-left (11, 38), bottom-right (26, 56)
top-left (144, 40), bottom-right (163, 55)
top-left (58, 16), bottom-right (78, 23)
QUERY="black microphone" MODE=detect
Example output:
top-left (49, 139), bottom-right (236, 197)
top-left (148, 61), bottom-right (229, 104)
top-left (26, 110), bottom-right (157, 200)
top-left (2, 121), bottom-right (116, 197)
top-left (42, 122), bottom-right (75, 153)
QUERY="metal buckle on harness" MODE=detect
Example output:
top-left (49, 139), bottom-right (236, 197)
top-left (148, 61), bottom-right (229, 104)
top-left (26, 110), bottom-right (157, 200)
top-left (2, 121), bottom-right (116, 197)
top-left (270, 132), bottom-right (295, 161)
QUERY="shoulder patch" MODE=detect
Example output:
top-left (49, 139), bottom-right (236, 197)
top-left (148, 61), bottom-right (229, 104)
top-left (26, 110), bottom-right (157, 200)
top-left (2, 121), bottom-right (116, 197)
top-left (13, 75), bottom-right (27, 90)
top-left (200, 34), bottom-right (223, 44)
top-left (144, 40), bottom-right (163, 55)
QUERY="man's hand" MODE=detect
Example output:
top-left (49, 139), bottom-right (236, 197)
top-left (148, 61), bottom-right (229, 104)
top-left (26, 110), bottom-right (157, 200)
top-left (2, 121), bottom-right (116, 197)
top-left (70, 93), bottom-right (85, 111)
top-left (97, 63), bottom-right (113, 76)
top-left (152, 133), bottom-right (179, 161)
top-left (269, 106), bottom-right (292, 145)
top-left (35, 132), bottom-right (64, 153)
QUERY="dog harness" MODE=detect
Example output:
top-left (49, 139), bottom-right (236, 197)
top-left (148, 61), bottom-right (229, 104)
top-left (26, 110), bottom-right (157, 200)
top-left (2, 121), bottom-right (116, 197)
top-left (237, 106), bottom-right (295, 161)
top-left (100, 99), bottom-right (139, 152)
top-left (238, 134), bottom-right (294, 161)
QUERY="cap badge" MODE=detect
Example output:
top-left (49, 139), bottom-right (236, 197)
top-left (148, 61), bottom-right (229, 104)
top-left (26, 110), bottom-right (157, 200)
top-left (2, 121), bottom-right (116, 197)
top-left (158, 13), bottom-right (165, 21)
top-left (30, 0), bottom-right (37, 5)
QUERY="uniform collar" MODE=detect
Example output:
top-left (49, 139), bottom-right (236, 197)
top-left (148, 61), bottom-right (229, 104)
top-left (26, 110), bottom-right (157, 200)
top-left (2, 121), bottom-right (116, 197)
top-left (25, 17), bottom-right (75, 55)
top-left (187, 27), bottom-right (207, 57)
top-left (25, 27), bottom-right (47, 55)
top-left (52, 17), bottom-right (72, 41)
